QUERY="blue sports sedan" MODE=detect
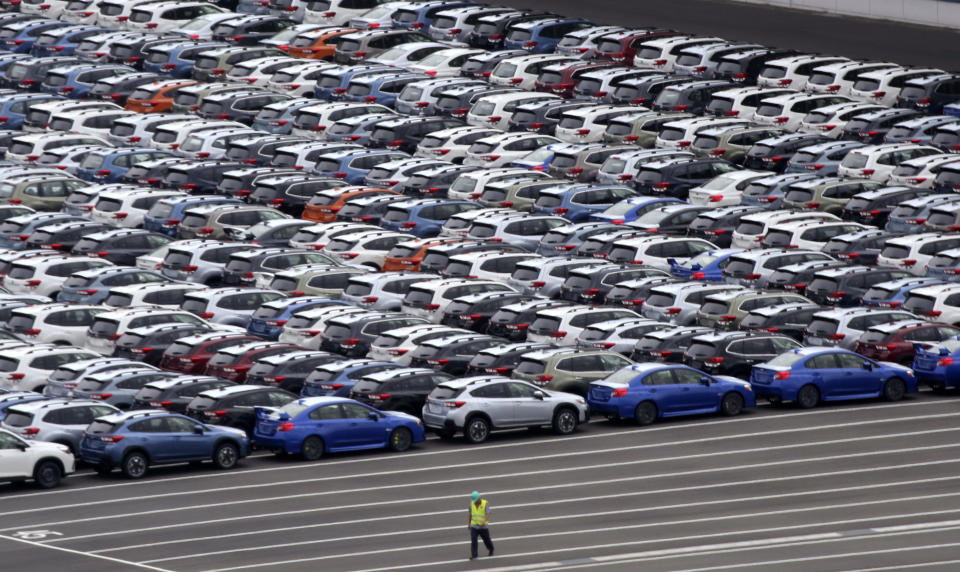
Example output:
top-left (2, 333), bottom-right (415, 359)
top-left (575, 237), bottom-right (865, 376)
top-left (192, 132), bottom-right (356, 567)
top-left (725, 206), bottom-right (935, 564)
top-left (587, 363), bottom-right (756, 425)
top-left (912, 337), bottom-right (960, 391)
top-left (750, 347), bottom-right (917, 408)
top-left (252, 397), bottom-right (425, 460)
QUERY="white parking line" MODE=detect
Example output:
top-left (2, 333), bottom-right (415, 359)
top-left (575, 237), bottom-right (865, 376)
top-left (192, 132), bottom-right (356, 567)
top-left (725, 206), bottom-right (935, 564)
top-left (87, 482), bottom-right (960, 553)
top-left (20, 452), bottom-right (960, 534)
top-left (192, 521), bottom-right (960, 571)
top-left (0, 534), bottom-right (172, 572)
top-left (5, 411), bottom-right (956, 522)
top-left (10, 398), bottom-right (949, 499)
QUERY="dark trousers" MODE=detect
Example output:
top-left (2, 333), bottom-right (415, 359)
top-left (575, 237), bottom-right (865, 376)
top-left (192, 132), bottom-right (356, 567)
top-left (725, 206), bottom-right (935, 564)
top-left (470, 526), bottom-right (493, 558)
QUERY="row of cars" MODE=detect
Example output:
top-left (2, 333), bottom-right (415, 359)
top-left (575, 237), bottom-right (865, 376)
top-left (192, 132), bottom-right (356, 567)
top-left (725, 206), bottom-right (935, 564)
top-left (1, 0), bottom-right (960, 489)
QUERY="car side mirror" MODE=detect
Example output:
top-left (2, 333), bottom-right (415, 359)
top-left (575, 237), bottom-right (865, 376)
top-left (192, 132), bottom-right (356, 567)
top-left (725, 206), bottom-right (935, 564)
top-left (699, 377), bottom-right (711, 386)
top-left (533, 390), bottom-right (544, 400)
top-left (368, 411), bottom-right (379, 421)
top-left (193, 424), bottom-right (204, 434)
top-left (862, 361), bottom-right (872, 370)
top-left (16, 442), bottom-right (28, 451)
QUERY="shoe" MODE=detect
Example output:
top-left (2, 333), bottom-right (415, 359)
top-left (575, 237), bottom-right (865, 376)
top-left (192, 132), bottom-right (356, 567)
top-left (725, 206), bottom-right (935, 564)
top-left (489, 550), bottom-right (494, 557)
top-left (470, 556), bottom-right (476, 560)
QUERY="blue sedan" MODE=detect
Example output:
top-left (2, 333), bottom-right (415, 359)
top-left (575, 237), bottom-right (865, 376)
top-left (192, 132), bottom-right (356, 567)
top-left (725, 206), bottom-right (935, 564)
top-left (912, 338), bottom-right (960, 390)
top-left (587, 363), bottom-right (756, 425)
top-left (750, 347), bottom-right (917, 408)
top-left (253, 397), bottom-right (425, 460)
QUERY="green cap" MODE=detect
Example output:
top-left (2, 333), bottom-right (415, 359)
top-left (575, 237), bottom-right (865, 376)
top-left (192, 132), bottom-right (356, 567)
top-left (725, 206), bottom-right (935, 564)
top-left (471, 491), bottom-right (481, 502)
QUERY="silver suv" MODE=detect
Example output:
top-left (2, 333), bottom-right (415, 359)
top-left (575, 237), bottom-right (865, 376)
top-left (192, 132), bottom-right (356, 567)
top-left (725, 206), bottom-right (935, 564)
top-left (421, 376), bottom-right (588, 443)
top-left (0, 398), bottom-right (118, 454)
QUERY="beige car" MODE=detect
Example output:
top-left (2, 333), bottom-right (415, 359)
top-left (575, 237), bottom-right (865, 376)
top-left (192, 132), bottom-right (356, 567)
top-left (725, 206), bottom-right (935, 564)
top-left (602, 111), bottom-right (693, 147)
top-left (697, 290), bottom-right (813, 330)
top-left (268, 263), bottom-right (371, 298)
top-left (781, 177), bottom-right (882, 216)
top-left (512, 347), bottom-right (634, 397)
top-left (177, 203), bottom-right (290, 240)
top-left (477, 178), bottom-right (568, 212)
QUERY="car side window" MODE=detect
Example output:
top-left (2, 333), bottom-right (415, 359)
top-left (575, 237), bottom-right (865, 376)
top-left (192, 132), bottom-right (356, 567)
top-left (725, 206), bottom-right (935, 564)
top-left (164, 416), bottom-right (198, 433)
top-left (642, 370), bottom-right (674, 386)
top-left (267, 391), bottom-right (293, 406)
top-left (771, 337), bottom-right (800, 352)
top-left (506, 382), bottom-right (538, 398)
top-left (805, 354), bottom-right (838, 369)
top-left (903, 328), bottom-right (936, 342)
top-left (671, 368), bottom-right (703, 385)
top-left (309, 404), bottom-right (344, 420)
top-left (472, 383), bottom-right (507, 398)
top-left (129, 417), bottom-right (166, 432)
top-left (835, 352), bottom-right (868, 369)
top-left (341, 402), bottom-right (374, 419)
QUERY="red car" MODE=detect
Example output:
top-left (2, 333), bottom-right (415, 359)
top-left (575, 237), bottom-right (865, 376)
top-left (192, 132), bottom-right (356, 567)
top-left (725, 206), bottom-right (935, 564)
top-left (159, 333), bottom-right (262, 374)
top-left (854, 320), bottom-right (960, 365)
top-left (204, 341), bottom-right (301, 383)
top-left (534, 61), bottom-right (617, 99)
top-left (592, 29), bottom-right (680, 64)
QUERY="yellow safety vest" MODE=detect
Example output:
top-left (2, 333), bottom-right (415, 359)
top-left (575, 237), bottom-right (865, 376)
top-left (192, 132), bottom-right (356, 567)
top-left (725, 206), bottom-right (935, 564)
top-left (470, 500), bottom-right (489, 527)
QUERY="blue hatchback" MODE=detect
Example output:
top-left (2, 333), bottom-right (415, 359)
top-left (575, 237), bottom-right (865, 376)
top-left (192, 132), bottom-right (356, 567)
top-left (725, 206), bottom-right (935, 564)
top-left (750, 347), bottom-right (917, 408)
top-left (0, 93), bottom-right (62, 130)
top-left (588, 196), bottom-right (682, 224)
top-left (252, 397), bottom-right (425, 460)
top-left (2, 20), bottom-right (71, 53)
top-left (300, 359), bottom-right (404, 397)
top-left (503, 17), bottom-right (594, 53)
top-left (314, 65), bottom-right (395, 101)
top-left (531, 184), bottom-right (638, 223)
top-left (41, 64), bottom-right (133, 99)
top-left (587, 363), bottom-right (756, 425)
top-left (315, 149), bottom-right (410, 184)
top-left (342, 73), bottom-right (429, 108)
top-left (79, 410), bottom-right (249, 478)
top-left (669, 248), bottom-right (743, 282)
top-left (143, 196), bottom-right (243, 236)
top-left (251, 97), bottom-right (316, 134)
top-left (142, 41), bottom-right (229, 79)
top-left (861, 276), bottom-right (948, 308)
top-left (379, 198), bottom-right (481, 237)
top-left (247, 296), bottom-right (349, 340)
top-left (912, 337), bottom-right (960, 390)
top-left (29, 26), bottom-right (110, 57)
top-left (57, 267), bottom-right (169, 305)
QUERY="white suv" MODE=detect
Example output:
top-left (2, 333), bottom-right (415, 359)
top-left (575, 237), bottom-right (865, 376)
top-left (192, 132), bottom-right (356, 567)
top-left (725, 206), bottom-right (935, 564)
top-left (0, 344), bottom-right (99, 392)
top-left (4, 255), bottom-right (114, 298)
top-left (402, 278), bottom-right (516, 323)
top-left (876, 233), bottom-right (960, 276)
top-left (85, 307), bottom-right (216, 355)
top-left (0, 427), bottom-right (75, 488)
top-left (837, 143), bottom-right (943, 181)
top-left (4, 303), bottom-right (107, 347)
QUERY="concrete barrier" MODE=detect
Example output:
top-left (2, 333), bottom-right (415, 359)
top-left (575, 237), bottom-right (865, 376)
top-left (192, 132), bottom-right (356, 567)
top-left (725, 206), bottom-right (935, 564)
top-left (733, 0), bottom-right (960, 29)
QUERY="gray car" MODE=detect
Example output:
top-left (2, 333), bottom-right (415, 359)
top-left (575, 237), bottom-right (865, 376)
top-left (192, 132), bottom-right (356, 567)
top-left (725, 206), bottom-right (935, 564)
top-left (421, 376), bottom-right (588, 443)
top-left (0, 398), bottom-right (118, 454)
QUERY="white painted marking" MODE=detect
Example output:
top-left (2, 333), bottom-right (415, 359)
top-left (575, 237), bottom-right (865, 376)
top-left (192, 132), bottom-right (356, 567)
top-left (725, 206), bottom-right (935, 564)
top-left (0, 534), bottom-right (173, 572)
top-left (5, 413), bottom-right (956, 522)
top-left (9, 398), bottom-right (950, 499)
top-left (12, 530), bottom-right (61, 540)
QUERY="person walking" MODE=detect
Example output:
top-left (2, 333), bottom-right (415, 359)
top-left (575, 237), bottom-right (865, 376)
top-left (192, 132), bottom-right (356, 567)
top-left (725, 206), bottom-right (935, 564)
top-left (468, 490), bottom-right (494, 560)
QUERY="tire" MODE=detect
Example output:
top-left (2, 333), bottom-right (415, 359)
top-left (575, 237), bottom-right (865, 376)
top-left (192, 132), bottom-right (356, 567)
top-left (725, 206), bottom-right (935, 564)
top-left (796, 384), bottom-right (820, 409)
top-left (33, 461), bottom-right (61, 489)
top-left (720, 392), bottom-right (745, 417)
top-left (552, 407), bottom-right (578, 435)
top-left (300, 436), bottom-right (324, 461)
top-left (464, 416), bottom-right (490, 444)
top-left (389, 427), bottom-right (413, 452)
top-left (121, 451), bottom-right (148, 479)
top-left (883, 378), bottom-right (907, 402)
top-left (633, 401), bottom-right (658, 426)
top-left (212, 441), bottom-right (239, 470)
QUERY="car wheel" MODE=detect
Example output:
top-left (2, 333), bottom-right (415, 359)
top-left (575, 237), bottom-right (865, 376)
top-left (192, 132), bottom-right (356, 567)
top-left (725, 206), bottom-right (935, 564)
top-left (33, 461), bottom-right (61, 489)
top-left (389, 427), bottom-right (413, 452)
top-left (121, 451), bottom-right (148, 479)
top-left (213, 441), bottom-right (239, 470)
top-left (464, 416), bottom-right (490, 444)
top-left (552, 407), bottom-right (578, 435)
top-left (301, 436), bottom-right (324, 461)
top-left (634, 401), bottom-right (657, 426)
top-left (883, 378), bottom-right (906, 402)
top-left (796, 384), bottom-right (820, 409)
top-left (720, 392), bottom-right (745, 417)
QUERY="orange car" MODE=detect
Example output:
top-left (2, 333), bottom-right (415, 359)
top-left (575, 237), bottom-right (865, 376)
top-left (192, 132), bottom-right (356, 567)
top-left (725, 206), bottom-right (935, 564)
top-left (125, 79), bottom-right (198, 113)
top-left (382, 237), bottom-right (467, 272)
top-left (302, 188), bottom-right (400, 223)
top-left (287, 27), bottom-right (357, 60)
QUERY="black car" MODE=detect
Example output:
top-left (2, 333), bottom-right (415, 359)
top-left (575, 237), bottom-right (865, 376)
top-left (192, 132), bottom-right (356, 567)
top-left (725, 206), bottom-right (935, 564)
top-left (683, 331), bottom-right (801, 378)
top-left (211, 15), bottom-right (296, 46)
top-left (71, 228), bottom-right (172, 266)
top-left (466, 12), bottom-right (532, 49)
top-left (114, 323), bottom-right (213, 366)
top-left (440, 291), bottom-right (533, 332)
top-left (400, 164), bottom-right (480, 198)
top-left (248, 174), bottom-right (342, 216)
top-left (196, 89), bottom-right (293, 124)
top-left (507, 99), bottom-right (593, 134)
top-left (186, 385), bottom-right (298, 433)
top-left (244, 350), bottom-right (342, 393)
top-left (739, 302), bottom-right (825, 342)
top-left (840, 108), bottom-right (923, 144)
top-left (407, 334), bottom-right (505, 376)
top-left (418, 240), bottom-right (524, 274)
top-left (687, 205), bottom-right (764, 248)
top-left (350, 368), bottom-right (451, 416)
top-left (822, 228), bottom-right (905, 265)
top-left (300, 359), bottom-right (406, 397)
top-left (573, 228), bottom-right (647, 258)
top-left (434, 83), bottom-right (518, 117)
top-left (486, 298), bottom-right (573, 341)
top-left (765, 260), bottom-right (845, 295)
top-left (222, 247), bottom-right (336, 286)
top-left (121, 157), bottom-right (194, 187)
top-left (714, 47), bottom-right (796, 85)
top-left (651, 80), bottom-right (734, 115)
top-left (840, 186), bottom-right (931, 227)
top-left (87, 72), bottom-right (164, 106)
top-left (367, 116), bottom-right (466, 154)
top-left (320, 312), bottom-right (428, 358)
top-left (335, 193), bottom-right (406, 226)
top-left (559, 264), bottom-right (665, 303)
top-left (610, 75), bottom-right (686, 106)
top-left (107, 34), bottom-right (169, 67)
top-left (465, 341), bottom-right (552, 375)
top-left (162, 160), bottom-right (248, 195)
top-left (24, 220), bottom-right (111, 252)
top-left (742, 133), bottom-right (831, 172)
top-left (630, 325), bottom-right (713, 362)
top-left (603, 275), bottom-right (684, 308)
top-left (804, 266), bottom-right (912, 307)
top-left (224, 135), bottom-right (311, 166)
top-left (131, 376), bottom-right (234, 413)
top-left (633, 158), bottom-right (741, 200)
top-left (896, 73), bottom-right (960, 114)
top-left (626, 204), bottom-right (713, 235)
top-left (217, 166), bottom-right (303, 197)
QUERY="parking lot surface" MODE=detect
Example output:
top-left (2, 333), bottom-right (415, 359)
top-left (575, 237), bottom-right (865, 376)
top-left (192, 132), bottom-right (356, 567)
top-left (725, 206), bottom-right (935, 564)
top-left (4, 395), bottom-right (960, 571)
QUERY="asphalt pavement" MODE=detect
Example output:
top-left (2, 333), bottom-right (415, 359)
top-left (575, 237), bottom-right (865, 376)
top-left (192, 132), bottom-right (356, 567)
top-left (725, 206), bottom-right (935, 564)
top-left (492, 0), bottom-right (960, 71)
top-left (4, 393), bottom-right (960, 572)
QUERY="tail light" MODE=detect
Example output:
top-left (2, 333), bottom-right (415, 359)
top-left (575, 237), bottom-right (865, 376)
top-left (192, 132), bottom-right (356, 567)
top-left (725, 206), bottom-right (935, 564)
top-left (90, 393), bottom-right (113, 399)
top-left (665, 307), bottom-right (681, 315)
top-left (361, 296), bottom-right (378, 304)
top-left (265, 319), bottom-right (287, 327)
top-left (79, 289), bottom-right (98, 296)
top-left (718, 315), bottom-right (736, 324)
top-left (826, 291), bottom-right (845, 302)
top-left (611, 387), bottom-right (628, 397)
top-left (826, 333), bottom-right (845, 341)
top-left (691, 272), bottom-right (705, 280)
top-left (938, 357), bottom-right (954, 367)
top-left (927, 310), bottom-right (942, 318)
top-left (199, 312), bottom-right (215, 319)
top-left (709, 194), bottom-right (724, 202)
top-left (505, 323), bottom-right (528, 331)
top-left (443, 400), bottom-right (466, 408)
top-left (113, 212), bottom-right (128, 219)
top-left (705, 357), bottom-right (724, 366)
top-left (340, 338), bottom-right (360, 348)
top-left (672, 105), bottom-right (688, 112)
top-left (277, 422), bottom-right (295, 431)
top-left (530, 281), bottom-right (546, 289)
top-left (108, 334), bottom-right (123, 341)
top-left (549, 331), bottom-right (567, 338)
top-left (150, 401), bottom-right (173, 408)
top-left (423, 303), bottom-right (440, 310)
top-left (387, 349), bottom-right (407, 356)
top-left (553, 207), bottom-right (569, 215)
top-left (59, 86), bottom-right (74, 94)
top-left (593, 342), bottom-right (616, 349)
top-left (181, 265), bottom-right (198, 272)
top-left (773, 371), bottom-right (790, 380)
top-left (581, 288), bottom-right (599, 298)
